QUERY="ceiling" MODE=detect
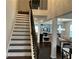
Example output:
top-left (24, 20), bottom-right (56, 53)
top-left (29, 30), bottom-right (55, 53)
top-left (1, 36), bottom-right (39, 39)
top-left (58, 12), bottom-right (72, 19)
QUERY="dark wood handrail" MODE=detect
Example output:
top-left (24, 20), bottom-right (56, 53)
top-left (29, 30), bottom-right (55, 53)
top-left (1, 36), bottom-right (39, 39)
top-left (29, 0), bottom-right (39, 59)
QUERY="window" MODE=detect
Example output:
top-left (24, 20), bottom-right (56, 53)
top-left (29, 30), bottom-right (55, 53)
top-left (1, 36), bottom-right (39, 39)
top-left (32, 0), bottom-right (48, 10)
top-left (57, 24), bottom-right (65, 33)
top-left (40, 0), bottom-right (48, 10)
top-left (32, 0), bottom-right (40, 9)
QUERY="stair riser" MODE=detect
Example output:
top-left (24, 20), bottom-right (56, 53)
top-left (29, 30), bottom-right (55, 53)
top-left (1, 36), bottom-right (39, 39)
top-left (16, 16), bottom-right (27, 17)
top-left (16, 20), bottom-right (30, 22)
top-left (16, 22), bottom-right (29, 23)
top-left (14, 25), bottom-right (30, 27)
top-left (12, 32), bottom-right (30, 35)
top-left (15, 23), bottom-right (29, 25)
top-left (13, 29), bottom-right (30, 31)
top-left (16, 17), bottom-right (29, 19)
top-left (15, 24), bottom-right (29, 26)
top-left (17, 14), bottom-right (29, 16)
top-left (11, 36), bottom-right (30, 39)
top-left (10, 41), bottom-right (30, 44)
top-left (14, 27), bottom-right (30, 29)
top-left (16, 19), bottom-right (29, 20)
top-left (8, 52), bottom-right (31, 56)
top-left (9, 46), bottom-right (31, 50)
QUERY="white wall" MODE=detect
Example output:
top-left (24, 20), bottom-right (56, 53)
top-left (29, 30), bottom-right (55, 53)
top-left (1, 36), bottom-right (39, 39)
top-left (6, 0), bottom-right (18, 50)
top-left (48, 0), bottom-right (72, 18)
top-left (33, 9), bottom-right (48, 16)
top-left (33, 0), bottom-right (72, 19)
top-left (17, 0), bottom-right (29, 11)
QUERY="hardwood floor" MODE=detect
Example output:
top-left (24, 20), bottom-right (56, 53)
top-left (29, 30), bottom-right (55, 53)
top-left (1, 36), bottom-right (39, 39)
top-left (38, 43), bottom-right (51, 59)
top-left (38, 43), bottom-right (61, 59)
top-left (57, 46), bottom-right (61, 59)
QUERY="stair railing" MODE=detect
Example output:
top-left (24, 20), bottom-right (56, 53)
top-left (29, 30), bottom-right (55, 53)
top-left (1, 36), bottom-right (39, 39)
top-left (29, 0), bottom-right (39, 59)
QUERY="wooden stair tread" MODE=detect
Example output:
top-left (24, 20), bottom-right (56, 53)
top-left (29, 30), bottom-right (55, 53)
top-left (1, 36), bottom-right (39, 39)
top-left (10, 44), bottom-right (31, 46)
top-left (8, 49), bottom-right (31, 52)
top-left (7, 56), bottom-right (32, 59)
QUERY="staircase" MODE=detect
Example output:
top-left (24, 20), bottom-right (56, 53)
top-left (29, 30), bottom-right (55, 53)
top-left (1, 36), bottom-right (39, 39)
top-left (7, 1), bottom-right (39, 59)
top-left (7, 13), bottom-right (32, 59)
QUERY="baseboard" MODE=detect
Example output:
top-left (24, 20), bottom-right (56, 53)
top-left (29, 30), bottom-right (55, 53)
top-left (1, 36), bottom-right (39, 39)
top-left (50, 58), bottom-right (56, 59)
top-left (50, 56), bottom-right (56, 59)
